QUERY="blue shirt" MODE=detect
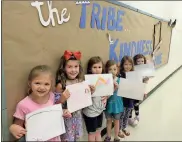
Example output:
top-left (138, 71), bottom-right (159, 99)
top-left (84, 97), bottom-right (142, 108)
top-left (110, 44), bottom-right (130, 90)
top-left (106, 77), bottom-right (124, 114)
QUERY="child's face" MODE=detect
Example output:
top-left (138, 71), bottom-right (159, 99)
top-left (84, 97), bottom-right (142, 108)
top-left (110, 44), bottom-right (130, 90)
top-left (65, 60), bottom-right (80, 79)
top-left (91, 62), bottom-right (102, 74)
top-left (30, 73), bottom-right (52, 98)
top-left (124, 60), bottom-right (132, 72)
top-left (108, 64), bottom-right (117, 78)
top-left (136, 58), bottom-right (145, 65)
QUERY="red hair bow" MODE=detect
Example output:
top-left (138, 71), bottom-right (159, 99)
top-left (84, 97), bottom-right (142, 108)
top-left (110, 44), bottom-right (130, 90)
top-left (64, 50), bottom-right (81, 60)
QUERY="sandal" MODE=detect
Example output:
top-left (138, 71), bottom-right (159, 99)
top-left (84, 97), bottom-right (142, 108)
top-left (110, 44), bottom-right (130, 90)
top-left (118, 132), bottom-right (125, 138)
top-left (114, 138), bottom-right (120, 142)
top-left (104, 136), bottom-right (111, 142)
top-left (122, 129), bottom-right (130, 136)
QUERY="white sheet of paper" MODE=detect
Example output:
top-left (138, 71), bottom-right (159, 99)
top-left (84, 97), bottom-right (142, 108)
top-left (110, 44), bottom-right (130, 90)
top-left (118, 78), bottom-right (145, 100)
top-left (25, 104), bottom-right (65, 141)
top-left (85, 74), bottom-right (114, 97)
top-left (134, 63), bottom-right (155, 77)
top-left (125, 71), bottom-right (143, 82)
top-left (66, 81), bottom-right (92, 113)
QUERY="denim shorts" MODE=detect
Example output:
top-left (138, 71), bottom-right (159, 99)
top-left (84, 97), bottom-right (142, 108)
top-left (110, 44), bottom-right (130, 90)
top-left (105, 111), bottom-right (122, 120)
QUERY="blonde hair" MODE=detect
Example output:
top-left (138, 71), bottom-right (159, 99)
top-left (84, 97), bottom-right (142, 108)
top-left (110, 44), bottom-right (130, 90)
top-left (27, 65), bottom-right (54, 95)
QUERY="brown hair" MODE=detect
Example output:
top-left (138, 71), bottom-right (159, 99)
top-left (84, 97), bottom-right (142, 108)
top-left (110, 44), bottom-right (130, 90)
top-left (105, 60), bottom-right (117, 73)
top-left (56, 55), bottom-right (83, 90)
top-left (133, 54), bottom-right (147, 65)
top-left (27, 65), bottom-right (54, 95)
top-left (120, 56), bottom-right (134, 73)
top-left (87, 56), bottom-right (105, 74)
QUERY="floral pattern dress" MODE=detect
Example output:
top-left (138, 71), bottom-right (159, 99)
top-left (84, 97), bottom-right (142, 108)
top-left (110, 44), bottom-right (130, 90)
top-left (54, 92), bottom-right (83, 141)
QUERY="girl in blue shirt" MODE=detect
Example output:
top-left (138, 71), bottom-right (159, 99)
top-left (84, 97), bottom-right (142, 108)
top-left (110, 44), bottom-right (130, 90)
top-left (104, 60), bottom-right (124, 142)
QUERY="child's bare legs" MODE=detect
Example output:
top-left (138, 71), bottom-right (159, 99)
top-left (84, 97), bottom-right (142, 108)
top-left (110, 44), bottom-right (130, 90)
top-left (114, 119), bottom-right (120, 139)
top-left (88, 131), bottom-right (101, 142)
top-left (95, 130), bottom-right (102, 141)
top-left (106, 118), bottom-right (112, 138)
top-left (88, 133), bottom-right (96, 142)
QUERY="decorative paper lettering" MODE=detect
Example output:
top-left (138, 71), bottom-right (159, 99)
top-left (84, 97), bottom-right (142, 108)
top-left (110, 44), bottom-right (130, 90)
top-left (107, 33), bottom-right (114, 44)
top-left (76, 1), bottom-right (90, 5)
top-left (31, 1), bottom-right (70, 27)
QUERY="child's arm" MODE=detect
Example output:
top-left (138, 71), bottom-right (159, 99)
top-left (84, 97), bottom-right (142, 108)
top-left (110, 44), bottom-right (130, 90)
top-left (55, 83), bottom-right (70, 104)
top-left (114, 81), bottom-right (119, 91)
top-left (9, 118), bottom-right (26, 139)
top-left (89, 85), bottom-right (95, 94)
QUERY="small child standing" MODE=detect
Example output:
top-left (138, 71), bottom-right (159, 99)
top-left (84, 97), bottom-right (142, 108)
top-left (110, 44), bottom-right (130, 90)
top-left (118, 56), bottom-right (135, 138)
top-left (55, 50), bottom-right (84, 141)
top-left (128, 54), bottom-right (149, 127)
top-left (82, 56), bottom-right (107, 142)
top-left (9, 65), bottom-right (69, 141)
top-left (104, 60), bottom-right (124, 142)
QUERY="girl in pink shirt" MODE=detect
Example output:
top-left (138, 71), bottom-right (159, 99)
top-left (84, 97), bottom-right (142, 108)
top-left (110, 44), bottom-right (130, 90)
top-left (9, 65), bottom-right (70, 141)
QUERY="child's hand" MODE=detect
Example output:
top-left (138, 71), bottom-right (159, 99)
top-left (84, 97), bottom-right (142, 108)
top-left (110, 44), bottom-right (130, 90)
top-left (101, 96), bottom-right (108, 107)
top-left (143, 77), bottom-right (149, 83)
top-left (63, 109), bottom-right (72, 118)
top-left (60, 89), bottom-right (70, 104)
top-left (9, 124), bottom-right (26, 139)
top-left (114, 82), bottom-right (119, 91)
top-left (89, 85), bottom-right (95, 94)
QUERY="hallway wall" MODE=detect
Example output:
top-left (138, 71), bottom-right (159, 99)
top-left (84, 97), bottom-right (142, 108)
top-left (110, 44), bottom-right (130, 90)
top-left (120, 1), bottom-right (182, 92)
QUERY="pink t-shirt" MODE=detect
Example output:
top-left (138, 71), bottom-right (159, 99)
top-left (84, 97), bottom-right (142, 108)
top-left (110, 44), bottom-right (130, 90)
top-left (14, 92), bottom-right (61, 141)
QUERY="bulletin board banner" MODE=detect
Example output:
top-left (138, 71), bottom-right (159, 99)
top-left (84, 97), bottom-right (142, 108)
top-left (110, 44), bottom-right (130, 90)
top-left (2, 1), bottom-right (172, 127)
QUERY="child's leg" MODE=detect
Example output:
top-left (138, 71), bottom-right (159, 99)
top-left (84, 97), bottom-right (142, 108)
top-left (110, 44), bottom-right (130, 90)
top-left (83, 113), bottom-right (103, 142)
top-left (129, 108), bottom-right (133, 119)
top-left (118, 111), bottom-right (125, 138)
top-left (128, 101), bottom-right (138, 126)
top-left (95, 130), bottom-right (102, 141)
top-left (114, 119), bottom-right (120, 139)
top-left (122, 108), bottom-right (132, 136)
top-left (88, 133), bottom-right (96, 142)
top-left (134, 100), bottom-right (140, 119)
top-left (113, 113), bottom-right (121, 140)
top-left (95, 113), bottom-right (103, 141)
top-left (106, 118), bottom-right (112, 138)
top-left (104, 111), bottom-right (113, 139)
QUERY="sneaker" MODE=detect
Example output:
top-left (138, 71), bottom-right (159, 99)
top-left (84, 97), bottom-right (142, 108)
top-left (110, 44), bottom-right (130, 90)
top-left (114, 138), bottom-right (120, 142)
top-left (128, 118), bottom-right (138, 127)
top-left (104, 136), bottom-right (111, 142)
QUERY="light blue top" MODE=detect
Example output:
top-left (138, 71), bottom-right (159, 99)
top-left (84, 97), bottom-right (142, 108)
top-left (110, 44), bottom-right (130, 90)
top-left (106, 77), bottom-right (124, 114)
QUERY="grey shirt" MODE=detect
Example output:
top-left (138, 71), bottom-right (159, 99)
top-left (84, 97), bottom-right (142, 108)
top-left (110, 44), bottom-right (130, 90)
top-left (82, 96), bottom-right (105, 117)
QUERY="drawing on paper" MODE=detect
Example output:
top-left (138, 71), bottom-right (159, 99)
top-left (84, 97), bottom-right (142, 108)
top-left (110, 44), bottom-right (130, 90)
top-left (95, 77), bottom-right (111, 89)
top-left (85, 74), bottom-right (114, 97)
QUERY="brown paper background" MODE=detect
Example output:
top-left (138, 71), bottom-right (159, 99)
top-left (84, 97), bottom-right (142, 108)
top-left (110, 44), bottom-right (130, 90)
top-left (2, 1), bottom-right (172, 136)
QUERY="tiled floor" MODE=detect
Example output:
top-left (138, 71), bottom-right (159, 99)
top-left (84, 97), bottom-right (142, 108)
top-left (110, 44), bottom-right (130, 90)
top-left (81, 68), bottom-right (182, 141)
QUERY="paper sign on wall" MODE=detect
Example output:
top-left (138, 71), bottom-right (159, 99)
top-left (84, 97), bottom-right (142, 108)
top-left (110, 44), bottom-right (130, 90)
top-left (85, 74), bottom-right (114, 97)
top-left (25, 104), bottom-right (65, 141)
top-left (134, 63), bottom-right (155, 77)
top-left (118, 78), bottom-right (145, 100)
top-left (66, 81), bottom-right (92, 113)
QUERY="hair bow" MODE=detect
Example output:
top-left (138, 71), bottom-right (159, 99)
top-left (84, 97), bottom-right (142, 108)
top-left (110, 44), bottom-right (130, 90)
top-left (64, 50), bottom-right (81, 60)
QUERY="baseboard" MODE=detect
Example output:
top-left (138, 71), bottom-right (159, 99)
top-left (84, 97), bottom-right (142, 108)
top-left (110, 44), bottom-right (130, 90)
top-left (101, 65), bottom-right (182, 137)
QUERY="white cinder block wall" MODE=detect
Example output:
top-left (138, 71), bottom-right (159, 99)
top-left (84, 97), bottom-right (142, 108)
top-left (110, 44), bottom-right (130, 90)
top-left (81, 1), bottom-right (182, 140)
top-left (120, 1), bottom-right (182, 93)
